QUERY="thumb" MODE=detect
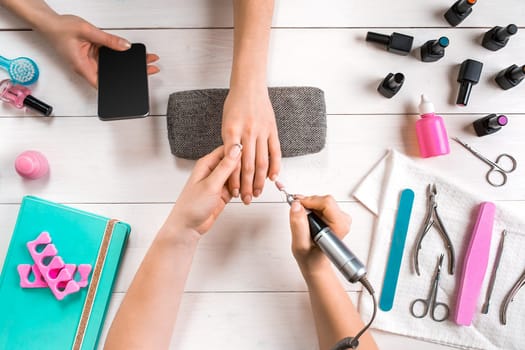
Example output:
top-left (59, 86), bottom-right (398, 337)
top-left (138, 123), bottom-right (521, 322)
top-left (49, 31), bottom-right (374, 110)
top-left (204, 144), bottom-right (242, 188)
top-left (289, 200), bottom-right (311, 251)
top-left (84, 25), bottom-right (131, 51)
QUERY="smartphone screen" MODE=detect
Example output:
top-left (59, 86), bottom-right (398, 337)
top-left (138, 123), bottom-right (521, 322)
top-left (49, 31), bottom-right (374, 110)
top-left (97, 43), bottom-right (149, 120)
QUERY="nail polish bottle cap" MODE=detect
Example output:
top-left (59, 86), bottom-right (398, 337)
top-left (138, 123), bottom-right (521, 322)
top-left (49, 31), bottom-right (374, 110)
top-left (419, 94), bottom-right (435, 116)
top-left (15, 150), bottom-right (49, 179)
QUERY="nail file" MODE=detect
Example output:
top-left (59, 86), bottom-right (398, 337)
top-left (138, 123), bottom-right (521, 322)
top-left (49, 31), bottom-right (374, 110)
top-left (379, 189), bottom-right (415, 311)
top-left (454, 202), bottom-right (496, 326)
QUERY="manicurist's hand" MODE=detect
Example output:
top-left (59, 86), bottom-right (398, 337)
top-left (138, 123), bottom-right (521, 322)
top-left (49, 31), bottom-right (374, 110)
top-left (289, 195), bottom-right (352, 275)
top-left (222, 86), bottom-right (281, 205)
top-left (105, 144), bottom-right (242, 350)
top-left (165, 144), bottom-right (243, 237)
top-left (39, 14), bottom-right (160, 88)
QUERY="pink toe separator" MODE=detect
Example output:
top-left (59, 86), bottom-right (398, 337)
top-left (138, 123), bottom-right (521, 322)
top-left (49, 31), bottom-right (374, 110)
top-left (19, 232), bottom-right (92, 300)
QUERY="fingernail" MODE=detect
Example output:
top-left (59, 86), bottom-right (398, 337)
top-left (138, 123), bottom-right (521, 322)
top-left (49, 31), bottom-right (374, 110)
top-left (232, 189), bottom-right (239, 198)
top-left (291, 200), bottom-right (302, 212)
top-left (120, 39), bottom-right (132, 49)
top-left (269, 174), bottom-right (277, 181)
top-left (243, 195), bottom-right (252, 204)
top-left (229, 144), bottom-right (242, 158)
top-left (294, 194), bottom-right (305, 200)
top-left (254, 189), bottom-right (261, 197)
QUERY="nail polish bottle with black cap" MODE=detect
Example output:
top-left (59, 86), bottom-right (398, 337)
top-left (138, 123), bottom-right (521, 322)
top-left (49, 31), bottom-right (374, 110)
top-left (444, 0), bottom-right (477, 27)
top-left (482, 24), bottom-right (518, 51)
top-left (495, 64), bottom-right (525, 90)
top-left (0, 79), bottom-right (53, 116)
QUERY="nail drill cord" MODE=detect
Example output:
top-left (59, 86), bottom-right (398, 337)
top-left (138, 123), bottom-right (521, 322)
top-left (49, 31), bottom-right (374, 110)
top-left (275, 181), bottom-right (377, 349)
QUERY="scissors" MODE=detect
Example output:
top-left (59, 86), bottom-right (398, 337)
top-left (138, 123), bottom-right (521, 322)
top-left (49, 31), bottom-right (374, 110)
top-left (453, 137), bottom-right (517, 187)
top-left (410, 254), bottom-right (450, 322)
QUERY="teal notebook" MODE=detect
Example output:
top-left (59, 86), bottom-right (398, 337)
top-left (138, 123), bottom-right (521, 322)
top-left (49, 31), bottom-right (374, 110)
top-left (0, 196), bottom-right (130, 350)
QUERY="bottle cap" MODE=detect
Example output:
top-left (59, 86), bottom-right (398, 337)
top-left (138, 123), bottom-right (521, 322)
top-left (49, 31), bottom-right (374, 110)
top-left (419, 94), bottom-right (435, 115)
top-left (15, 150), bottom-right (49, 179)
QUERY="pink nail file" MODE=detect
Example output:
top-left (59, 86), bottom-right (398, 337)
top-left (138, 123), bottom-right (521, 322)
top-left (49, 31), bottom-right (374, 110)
top-left (454, 202), bottom-right (496, 326)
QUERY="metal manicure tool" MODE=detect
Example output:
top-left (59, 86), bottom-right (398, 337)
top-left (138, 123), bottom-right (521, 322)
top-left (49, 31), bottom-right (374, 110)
top-left (452, 137), bottom-right (517, 187)
top-left (413, 184), bottom-right (455, 276)
top-left (481, 230), bottom-right (507, 314)
top-left (410, 254), bottom-right (450, 322)
top-left (500, 243), bottom-right (525, 325)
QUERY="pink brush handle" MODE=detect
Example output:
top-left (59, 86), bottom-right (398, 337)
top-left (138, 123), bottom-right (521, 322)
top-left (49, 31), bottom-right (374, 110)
top-left (454, 202), bottom-right (496, 326)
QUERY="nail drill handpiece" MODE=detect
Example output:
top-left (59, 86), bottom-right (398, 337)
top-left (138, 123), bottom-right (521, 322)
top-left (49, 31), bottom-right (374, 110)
top-left (276, 181), bottom-right (367, 283)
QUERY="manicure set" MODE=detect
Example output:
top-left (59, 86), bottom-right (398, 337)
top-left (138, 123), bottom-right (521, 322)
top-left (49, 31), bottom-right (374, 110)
top-left (379, 183), bottom-right (523, 328)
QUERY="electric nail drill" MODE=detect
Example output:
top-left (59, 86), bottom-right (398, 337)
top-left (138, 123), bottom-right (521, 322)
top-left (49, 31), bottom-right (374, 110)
top-left (482, 24), bottom-right (518, 51)
top-left (444, 0), bottom-right (477, 27)
top-left (495, 64), bottom-right (525, 90)
top-left (275, 181), bottom-right (376, 349)
top-left (275, 181), bottom-right (368, 284)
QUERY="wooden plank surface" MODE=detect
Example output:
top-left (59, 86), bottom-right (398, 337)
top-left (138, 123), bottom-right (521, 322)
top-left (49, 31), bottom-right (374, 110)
top-left (1, 1), bottom-right (524, 349)
top-left (0, 0), bottom-right (523, 29)
top-left (0, 115), bottom-right (523, 204)
top-left (0, 28), bottom-right (524, 117)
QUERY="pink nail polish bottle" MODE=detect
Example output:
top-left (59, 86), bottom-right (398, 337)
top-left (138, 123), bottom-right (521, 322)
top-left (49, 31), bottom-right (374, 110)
top-left (0, 79), bottom-right (53, 116)
top-left (15, 150), bottom-right (49, 179)
top-left (416, 95), bottom-right (450, 158)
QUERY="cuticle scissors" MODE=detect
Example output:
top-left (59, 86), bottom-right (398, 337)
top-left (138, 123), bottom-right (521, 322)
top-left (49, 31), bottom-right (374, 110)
top-left (410, 254), bottom-right (450, 322)
top-left (452, 137), bottom-right (517, 187)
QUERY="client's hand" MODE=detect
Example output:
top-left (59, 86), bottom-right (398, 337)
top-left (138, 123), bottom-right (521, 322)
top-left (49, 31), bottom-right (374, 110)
top-left (289, 195), bottom-right (352, 275)
top-left (166, 144), bottom-right (242, 237)
top-left (222, 87), bottom-right (281, 205)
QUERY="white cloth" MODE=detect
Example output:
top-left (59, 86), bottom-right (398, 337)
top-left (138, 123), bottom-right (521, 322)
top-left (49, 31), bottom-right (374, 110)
top-left (353, 150), bottom-right (525, 350)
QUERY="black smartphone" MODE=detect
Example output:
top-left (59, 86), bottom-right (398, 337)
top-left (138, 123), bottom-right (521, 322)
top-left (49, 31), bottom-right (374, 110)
top-left (97, 43), bottom-right (149, 120)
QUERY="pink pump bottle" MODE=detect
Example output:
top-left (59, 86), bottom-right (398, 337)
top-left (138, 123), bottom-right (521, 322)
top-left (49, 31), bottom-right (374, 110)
top-left (0, 79), bottom-right (53, 116)
top-left (416, 95), bottom-right (450, 158)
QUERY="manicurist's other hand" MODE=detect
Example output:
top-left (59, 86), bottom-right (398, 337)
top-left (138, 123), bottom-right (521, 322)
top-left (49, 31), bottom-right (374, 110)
top-left (164, 144), bottom-right (243, 239)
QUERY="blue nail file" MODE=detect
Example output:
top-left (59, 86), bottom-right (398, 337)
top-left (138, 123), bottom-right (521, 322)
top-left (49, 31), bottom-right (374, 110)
top-left (379, 189), bottom-right (415, 311)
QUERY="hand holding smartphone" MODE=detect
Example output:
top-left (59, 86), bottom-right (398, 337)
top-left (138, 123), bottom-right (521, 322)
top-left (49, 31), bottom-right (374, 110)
top-left (98, 43), bottom-right (149, 120)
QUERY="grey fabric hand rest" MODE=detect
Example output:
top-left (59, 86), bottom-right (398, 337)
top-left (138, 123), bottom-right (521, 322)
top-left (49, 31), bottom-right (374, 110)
top-left (166, 87), bottom-right (326, 159)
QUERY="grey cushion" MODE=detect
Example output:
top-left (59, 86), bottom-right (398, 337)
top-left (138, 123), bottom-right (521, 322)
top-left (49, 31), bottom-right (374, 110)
top-left (167, 87), bottom-right (326, 159)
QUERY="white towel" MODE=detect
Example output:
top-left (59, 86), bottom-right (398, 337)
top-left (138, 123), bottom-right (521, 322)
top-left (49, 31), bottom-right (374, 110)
top-left (353, 150), bottom-right (525, 350)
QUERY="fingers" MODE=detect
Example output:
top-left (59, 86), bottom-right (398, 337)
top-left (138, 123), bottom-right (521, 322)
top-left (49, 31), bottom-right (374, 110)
top-left (240, 136), bottom-right (255, 205)
top-left (298, 195), bottom-right (351, 236)
top-left (191, 146), bottom-right (226, 181)
top-left (146, 53), bottom-right (160, 64)
top-left (268, 132), bottom-right (281, 181)
top-left (253, 139), bottom-right (268, 198)
top-left (146, 54), bottom-right (160, 75)
top-left (289, 200), bottom-right (313, 253)
top-left (228, 163), bottom-right (241, 198)
top-left (83, 25), bottom-right (131, 51)
top-left (205, 144), bottom-right (243, 189)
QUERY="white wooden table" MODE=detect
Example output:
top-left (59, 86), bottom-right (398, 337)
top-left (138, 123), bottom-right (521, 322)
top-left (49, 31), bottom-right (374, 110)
top-left (1, 1), bottom-right (523, 348)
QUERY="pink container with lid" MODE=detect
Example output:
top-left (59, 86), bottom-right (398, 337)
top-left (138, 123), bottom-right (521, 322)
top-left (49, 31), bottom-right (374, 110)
top-left (416, 95), bottom-right (450, 158)
top-left (15, 150), bottom-right (49, 179)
